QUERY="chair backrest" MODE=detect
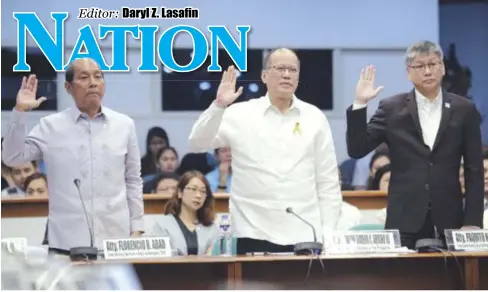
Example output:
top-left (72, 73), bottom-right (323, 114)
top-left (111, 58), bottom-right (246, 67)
top-left (339, 158), bottom-right (357, 186)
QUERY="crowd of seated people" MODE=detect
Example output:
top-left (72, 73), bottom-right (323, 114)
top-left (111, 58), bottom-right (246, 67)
top-left (138, 126), bottom-right (236, 196)
top-left (2, 123), bottom-right (487, 229)
top-left (1, 158), bottom-right (46, 198)
top-left (2, 120), bottom-right (487, 253)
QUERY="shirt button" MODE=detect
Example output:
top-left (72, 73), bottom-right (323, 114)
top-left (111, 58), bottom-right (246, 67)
top-left (425, 184), bottom-right (430, 190)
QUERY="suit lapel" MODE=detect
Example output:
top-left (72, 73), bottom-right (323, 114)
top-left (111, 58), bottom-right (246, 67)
top-left (432, 93), bottom-right (452, 151)
top-left (406, 90), bottom-right (423, 141)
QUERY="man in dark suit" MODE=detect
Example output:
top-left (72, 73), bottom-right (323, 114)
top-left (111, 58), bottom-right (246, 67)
top-left (346, 40), bottom-right (485, 249)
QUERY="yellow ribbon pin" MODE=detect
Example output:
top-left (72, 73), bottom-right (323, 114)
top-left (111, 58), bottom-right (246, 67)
top-left (293, 122), bottom-right (301, 135)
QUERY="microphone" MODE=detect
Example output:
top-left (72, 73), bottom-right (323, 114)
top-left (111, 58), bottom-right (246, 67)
top-left (286, 207), bottom-right (322, 255)
top-left (69, 179), bottom-right (98, 261)
top-left (415, 225), bottom-right (445, 253)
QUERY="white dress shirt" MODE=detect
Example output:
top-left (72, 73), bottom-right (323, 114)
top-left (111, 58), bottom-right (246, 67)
top-left (2, 107), bottom-right (144, 251)
top-left (353, 90), bottom-right (443, 149)
top-left (414, 90), bottom-right (442, 149)
top-left (188, 95), bottom-right (342, 245)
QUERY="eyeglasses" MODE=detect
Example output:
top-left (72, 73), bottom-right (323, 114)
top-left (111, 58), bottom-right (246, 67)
top-left (184, 186), bottom-right (207, 196)
top-left (408, 62), bottom-right (441, 73)
top-left (268, 65), bottom-right (299, 75)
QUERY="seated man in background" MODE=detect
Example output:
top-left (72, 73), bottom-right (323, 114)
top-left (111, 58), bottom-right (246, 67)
top-left (205, 147), bottom-right (232, 193)
top-left (147, 172), bottom-right (180, 195)
top-left (152, 171), bottom-right (219, 255)
top-left (1, 161), bottom-right (37, 197)
top-left (2, 58), bottom-right (145, 255)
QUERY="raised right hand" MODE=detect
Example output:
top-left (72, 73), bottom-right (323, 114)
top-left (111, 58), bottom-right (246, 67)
top-left (355, 65), bottom-right (384, 105)
top-left (15, 74), bottom-right (47, 111)
top-left (215, 65), bottom-right (243, 108)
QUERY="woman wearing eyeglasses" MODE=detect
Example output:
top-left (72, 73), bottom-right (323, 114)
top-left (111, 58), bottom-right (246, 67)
top-left (152, 170), bottom-right (219, 255)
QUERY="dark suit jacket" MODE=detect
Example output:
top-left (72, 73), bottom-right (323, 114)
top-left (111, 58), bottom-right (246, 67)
top-left (346, 90), bottom-right (485, 233)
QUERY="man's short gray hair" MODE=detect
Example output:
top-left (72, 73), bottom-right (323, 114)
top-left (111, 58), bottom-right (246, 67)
top-left (263, 48), bottom-right (299, 69)
top-left (405, 41), bottom-right (444, 65)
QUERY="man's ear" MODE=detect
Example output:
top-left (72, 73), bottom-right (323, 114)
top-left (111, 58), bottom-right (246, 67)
top-left (441, 62), bottom-right (446, 77)
top-left (64, 81), bottom-right (72, 95)
top-left (406, 68), bottom-right (413, 82)
top-left (261, 70), bottom-right (267, 84)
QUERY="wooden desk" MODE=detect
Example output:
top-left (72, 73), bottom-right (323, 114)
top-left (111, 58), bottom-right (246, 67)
top-left (92, 252), bottom-right (488, 290)
top-left (1, 191), bottom-right (387, 218)
top-left (99, 257), bottom-right (236, 290)
top-left (235, 252), bottom-right (487, 290)
top-left (478, 255), bottom-right (488, 289)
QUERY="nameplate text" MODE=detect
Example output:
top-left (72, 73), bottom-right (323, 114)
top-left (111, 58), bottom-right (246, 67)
top-left (324, 230), bottom-right (398, 254)
top-left (103, 237), bottom-right (171, 260)
top-left (451, 229), bottom-right (488, 251)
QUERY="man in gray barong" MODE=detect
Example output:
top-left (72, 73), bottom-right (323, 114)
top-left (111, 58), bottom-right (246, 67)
top-left (2, 58), bottom-right (145, 255)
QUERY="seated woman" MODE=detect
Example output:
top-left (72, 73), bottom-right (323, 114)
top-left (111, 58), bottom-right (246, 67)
top-left (152, 171), bottom-right (219, 255)
top-left (142, 146), bottom-right (180, 183)
top-left (366, 152), bottom-right (390, 190)
top-left (24, 173), bottom-right (48, 197)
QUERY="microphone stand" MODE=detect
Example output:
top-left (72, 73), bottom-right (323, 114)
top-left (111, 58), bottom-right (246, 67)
top-left (69, 179), bottom-right (98, 261)
top-left (286, 207), bottom-right (323, 255)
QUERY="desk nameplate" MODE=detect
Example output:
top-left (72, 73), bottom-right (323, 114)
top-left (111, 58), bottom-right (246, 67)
top-left (1, 238), bottom-right (27, 254)
top-left (446, 229), bottom-right (488, 251)
top-left (103, 237), bottom-right (171, 260)
top-left (324, 230), bottom-right (401, 255)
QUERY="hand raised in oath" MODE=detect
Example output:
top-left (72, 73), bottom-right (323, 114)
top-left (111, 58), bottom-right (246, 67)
top-left (355, 65), bottom-right (384, 105)
top-left (215, 65), bottom-right (243, 108)
top-left (15, 74), bottom-right (47, 111)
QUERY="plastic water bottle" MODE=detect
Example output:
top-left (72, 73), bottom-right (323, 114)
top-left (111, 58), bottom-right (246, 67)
top-left (218, 214), bottom-right (232, 256)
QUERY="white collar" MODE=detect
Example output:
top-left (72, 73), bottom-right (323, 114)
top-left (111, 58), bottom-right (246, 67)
top-left (415, 89), bottom-right (442, 107)
top-left (260, 93), bottom-right (301, 115)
